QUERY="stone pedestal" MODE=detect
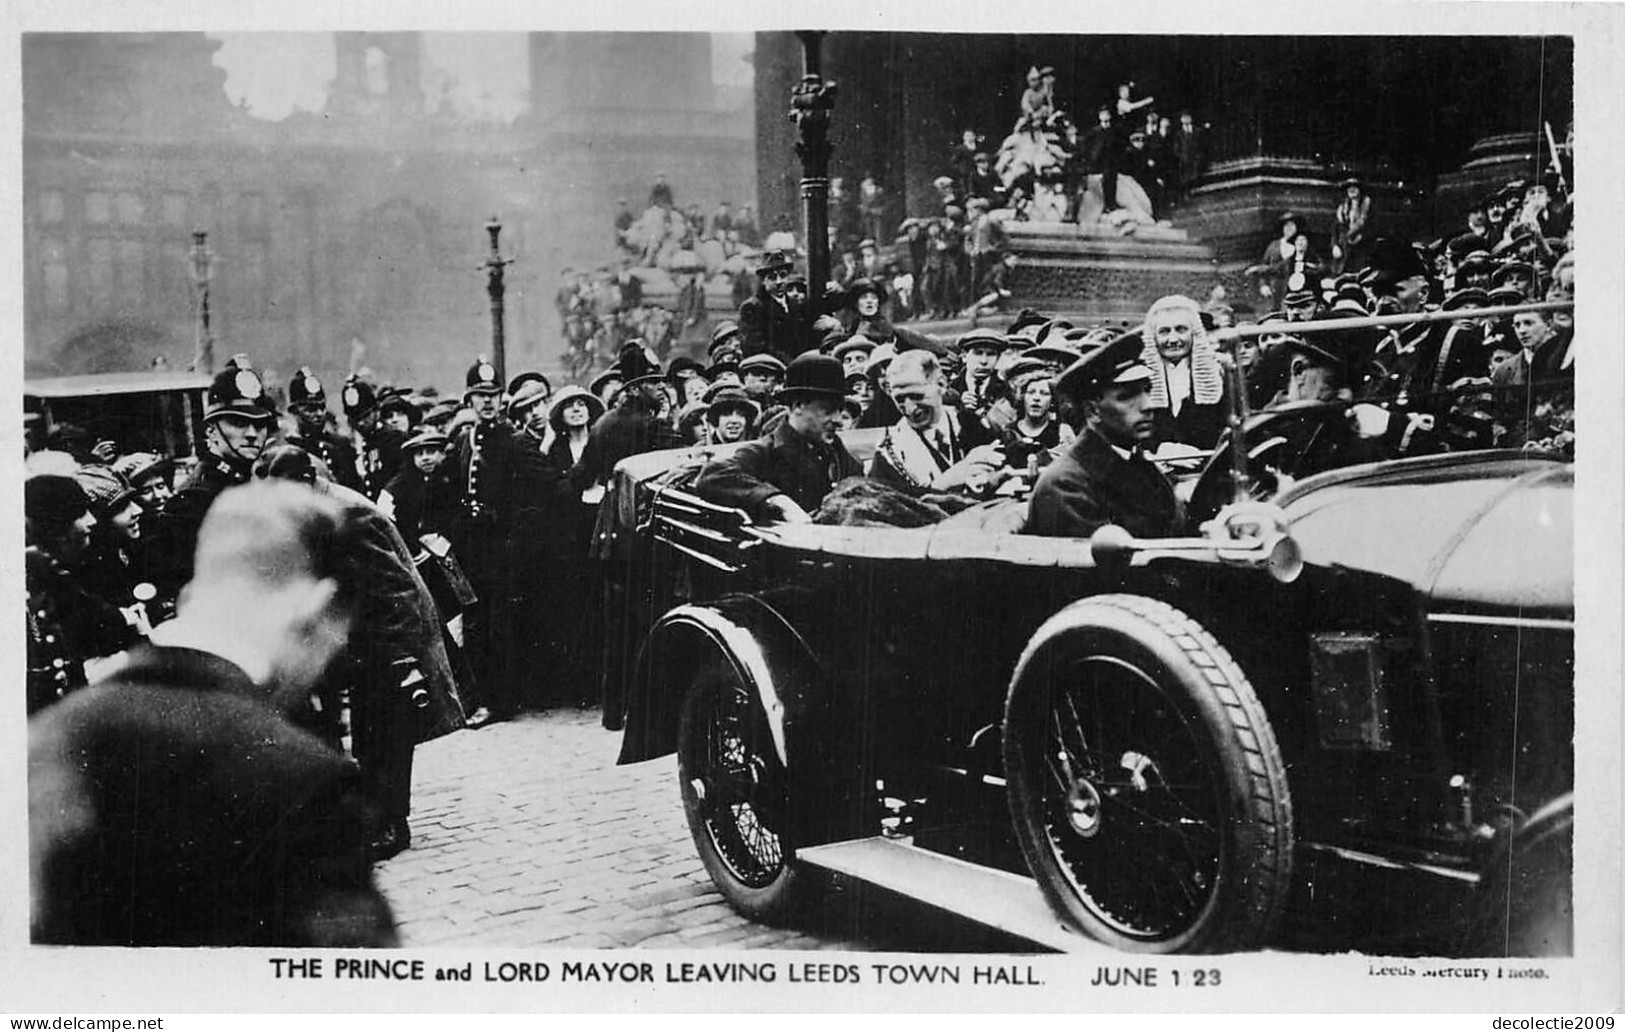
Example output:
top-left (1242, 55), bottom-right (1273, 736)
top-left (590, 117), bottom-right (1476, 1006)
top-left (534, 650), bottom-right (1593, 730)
top-left (1434, 132), bottom-right (1546, 230)
top-left (1004, 221), bottom-right (1219, 323)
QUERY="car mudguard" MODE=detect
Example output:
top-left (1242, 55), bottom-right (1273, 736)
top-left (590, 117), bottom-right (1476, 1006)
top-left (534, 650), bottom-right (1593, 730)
top-left (618, 593), bottom-right (817, 768)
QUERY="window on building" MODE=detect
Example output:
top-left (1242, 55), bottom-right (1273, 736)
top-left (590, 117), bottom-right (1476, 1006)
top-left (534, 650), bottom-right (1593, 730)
top-left (116, 191), bottom-right (145, 225)
top-left (85, 191), bottom-right (111, 225)
top-left (38, 189), bottom-right (65, 224)
top-left (364, 47), bottom-right (390, 96)
top-left (40, 237), bottom-right (69, 314)
top-left (116, 240), bottom-right (146, 305)
top-left (87, 238), bottom-right (114, 307)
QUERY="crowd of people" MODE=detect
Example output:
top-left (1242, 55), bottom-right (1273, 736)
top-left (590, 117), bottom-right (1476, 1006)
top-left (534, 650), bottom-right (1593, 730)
top-left (25, 129), bottom-right (1573, 945)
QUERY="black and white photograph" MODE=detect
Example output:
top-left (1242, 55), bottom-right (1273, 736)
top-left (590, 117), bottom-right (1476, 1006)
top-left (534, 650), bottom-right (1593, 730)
top-left (7, 0), bottom-right (1622, 1017)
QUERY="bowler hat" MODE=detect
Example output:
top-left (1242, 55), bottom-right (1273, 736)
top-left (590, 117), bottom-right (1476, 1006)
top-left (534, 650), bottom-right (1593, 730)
top-left (777, 352), bottom-right (847, 402)
top-left (547, 385), bottom-right (606, 433)
top-left (206, 366), bottom-right (277, 424)
top-left (1055, 335), bottom-right (1152, 397)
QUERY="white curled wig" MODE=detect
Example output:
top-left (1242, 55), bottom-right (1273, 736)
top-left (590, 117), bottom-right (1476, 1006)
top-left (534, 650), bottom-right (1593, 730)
top-left (1139, 294), bottom-right (1225, 410)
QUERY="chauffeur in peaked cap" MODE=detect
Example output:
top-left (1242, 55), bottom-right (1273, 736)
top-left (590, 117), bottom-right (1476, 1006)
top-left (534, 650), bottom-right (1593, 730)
top-left (1028, 336), bottom-right (1185, 540)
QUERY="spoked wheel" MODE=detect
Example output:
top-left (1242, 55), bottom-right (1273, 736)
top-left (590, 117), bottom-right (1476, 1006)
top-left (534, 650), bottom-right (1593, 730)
top-left (1004, 595), bottom-right (1294, 953)
top-left (677, 662), bottom-right (806, 922)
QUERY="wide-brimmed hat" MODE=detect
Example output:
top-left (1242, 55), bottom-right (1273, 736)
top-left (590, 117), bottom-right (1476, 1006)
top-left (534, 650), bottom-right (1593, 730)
top-left (776, 352), bottom-right (847, 402)
top-left (1442, 286), bottom-right (1492, 312)
top-left (1486, 284), bottom-right (1525, 306)
top-left (588, 368), bottom-right (626, 398)
top-left (704, 387), bottom-right (761, 423)
top-left (1023, 341), bottom-right (1084, 368)
top-left (547, 385), bottom-right (606, 432)
top-left (866, 342), bottom-right (899, 377)
top-left (1282, 287), bottom-right (1319, 307)
top-left (1491, 260), bottom-right (1535, 286)
top-left (846, 277), bottom-right (886, 303)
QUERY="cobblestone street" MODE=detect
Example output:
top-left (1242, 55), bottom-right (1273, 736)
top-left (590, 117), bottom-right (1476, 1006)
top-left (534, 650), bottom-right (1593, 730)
top-left (375, 707), bottom-right (892, 951)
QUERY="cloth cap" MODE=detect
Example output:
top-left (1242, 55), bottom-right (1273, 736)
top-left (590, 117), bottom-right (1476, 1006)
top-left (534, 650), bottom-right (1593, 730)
top-left (74, 465), bottom-right (138, 517)
top-left (403, 427), bottom-right (451, 452)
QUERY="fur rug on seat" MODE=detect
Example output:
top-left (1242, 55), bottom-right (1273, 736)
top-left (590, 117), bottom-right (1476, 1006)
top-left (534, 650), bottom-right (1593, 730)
top-left (813, 477), bottom-right (980, 527)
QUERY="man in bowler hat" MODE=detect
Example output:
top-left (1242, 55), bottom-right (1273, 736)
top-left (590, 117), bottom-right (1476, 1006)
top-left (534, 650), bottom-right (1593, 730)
top-left (694, 352), bottom-right (862, 523)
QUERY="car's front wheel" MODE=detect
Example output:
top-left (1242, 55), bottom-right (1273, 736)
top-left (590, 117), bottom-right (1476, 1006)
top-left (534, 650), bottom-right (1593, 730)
top-left (1003, 594), bottom-right (1295, 953)
top-left (677, 661), bottom-right (807, 922)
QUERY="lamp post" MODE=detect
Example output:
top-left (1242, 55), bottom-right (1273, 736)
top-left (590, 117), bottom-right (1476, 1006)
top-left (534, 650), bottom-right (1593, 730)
top-left (187, 229), bottom-right (215, 374)
top-left (483, 217), bottom-right (512, 383)
top-left (790, 30), bottom-right (837, 317)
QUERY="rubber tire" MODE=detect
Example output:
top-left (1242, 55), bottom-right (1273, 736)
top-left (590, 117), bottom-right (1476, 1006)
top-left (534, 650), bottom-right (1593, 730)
top-left (677, 661), bottom-right (808, 924)
top-left (1003, 593), bottom-right (1295, 953)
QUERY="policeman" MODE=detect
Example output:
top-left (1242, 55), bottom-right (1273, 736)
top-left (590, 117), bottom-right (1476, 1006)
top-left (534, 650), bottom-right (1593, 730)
top-left (145, 362), bottom-right (278, 607)
top-left (285, 366), bottom-right (365, 494)
top-left (1028, 335), bottom-right (1185, 539)
top-left (341, 376), bottom-right (408, 499)
top-left (451, 357), bottom-right (559, 725)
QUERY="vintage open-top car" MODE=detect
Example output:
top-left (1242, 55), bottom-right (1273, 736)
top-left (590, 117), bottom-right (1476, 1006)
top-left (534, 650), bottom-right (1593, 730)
top-left (606, 423), bottom-right (1573, 956)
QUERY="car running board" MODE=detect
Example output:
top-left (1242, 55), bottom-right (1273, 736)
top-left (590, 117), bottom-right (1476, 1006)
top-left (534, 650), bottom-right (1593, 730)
top-left (796, 837), bottom-right (1106, 954)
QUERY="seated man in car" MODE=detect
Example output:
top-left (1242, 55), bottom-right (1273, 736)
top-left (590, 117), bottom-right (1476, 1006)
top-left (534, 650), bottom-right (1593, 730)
top-left (693, 353), bottom-right (862, 523)
top-left (1028, 335), bottom-right (1186, 539)
top-left (869, 350), bottom-right (1010, 497)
